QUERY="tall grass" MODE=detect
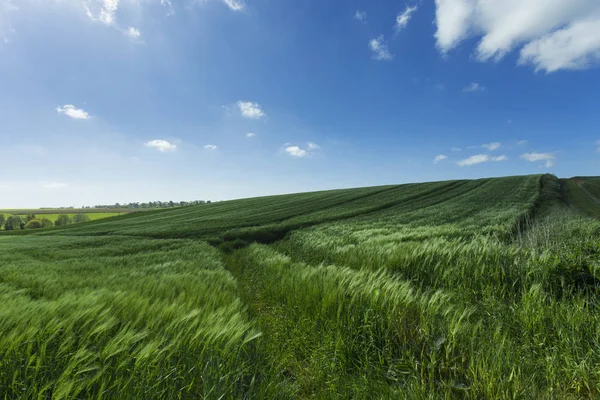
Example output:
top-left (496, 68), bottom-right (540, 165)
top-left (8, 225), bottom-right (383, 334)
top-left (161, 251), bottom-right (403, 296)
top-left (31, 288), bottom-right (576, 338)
top-left (0, 237), bottom-right (261, 399)
top-left (230, 213), bottom-right (600, 398)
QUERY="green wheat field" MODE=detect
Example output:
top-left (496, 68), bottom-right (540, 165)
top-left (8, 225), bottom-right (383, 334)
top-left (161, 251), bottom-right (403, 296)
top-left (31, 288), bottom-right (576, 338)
top-left (1, 174), bottom-right (600, 399)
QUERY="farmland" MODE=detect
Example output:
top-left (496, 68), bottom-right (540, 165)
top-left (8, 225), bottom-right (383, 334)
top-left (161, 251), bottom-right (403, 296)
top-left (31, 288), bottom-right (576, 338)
top-left (0, 212), bottom-right (124, 223)
top-left (1, 174), bottom-right (599, 398)
top-left (0, 209), bottom-right (157, 231)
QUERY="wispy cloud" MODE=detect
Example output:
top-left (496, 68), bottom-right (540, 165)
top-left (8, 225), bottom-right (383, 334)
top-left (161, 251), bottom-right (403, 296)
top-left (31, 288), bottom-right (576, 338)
top-left (0, 0), bottom-right (17, 42)
top-left (354, 10), bottom-right (367, 22)
top-left (222, 0), bottom-right (245, 11)
top-left (434, 154), bottom-right (448, 164)
top-left (463, 82), bottom-right (486, 92)
top-left (56, 105), bottom-right (90, 120)
top-left (596, 140), bottom-right (600, 152)
top-left (82, 1), bottom-right (147, 40)
top-left (517, 140), bottom-right (528, 146)
top-left (237, 101), bottom-right (266, 119)
top-left (145, 139), bottom-right (177, 152)
top-left (395, 5), bottom-right (417, 31)
top-left (482, 142), bottom-right (501, 151)
top-left (521, 152), bottom-right (555, 168)
top-left (84, 0), bottom-right (119, 26)
top-left (41, 182), bottom-right (68, 189)
top-left (246, 132), bottom-right (256, 138)
top-left (125, 27), bottom-right (141, 39)
top-left (451, 147), bottom-right (461, 151)
top-left (161, 0), bottom-right (175, 16)
top-left (307, 142), bottom-right (320, 150)
top-left (369, 35), bottom-right (393, 60)
top-left (204, 144), bottom-right (218, 150)
top-left (458, 154), bottom-right (507, 166)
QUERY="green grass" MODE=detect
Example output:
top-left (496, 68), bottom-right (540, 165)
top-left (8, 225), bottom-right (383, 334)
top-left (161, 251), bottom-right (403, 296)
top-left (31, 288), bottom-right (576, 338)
top-left (0, 237), bottom-right (261, 398)
top-left (564, 177), bottom-right (600, 219)
top-left (1, 174), bottom-right (600, 398)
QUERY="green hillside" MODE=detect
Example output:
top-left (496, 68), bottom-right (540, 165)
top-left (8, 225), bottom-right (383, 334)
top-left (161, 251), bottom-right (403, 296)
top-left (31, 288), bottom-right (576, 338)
top-left (1, 174), bottom-right (600, 399)
top-left (34, 175), bottom-right (540, 242)
top-left (564, 176), bottom-right (600, 219)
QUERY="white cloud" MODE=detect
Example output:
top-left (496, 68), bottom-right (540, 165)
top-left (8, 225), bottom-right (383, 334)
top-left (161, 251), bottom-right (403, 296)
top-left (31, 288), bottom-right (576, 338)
top-left (237, 101), bottom-right (266, 119)
top-left (56, 105), bottom-right (90, 120)
top-left (42, 182), bottom-right (68, 189)
top-left (222, 0), bottom-right (245, 11)
top-left (434, 0), bottom-right (600, 73)
top-left (246, 132), bottom-right (256, 138)
top-left (355, 10), bottom-right (367, 22)
top-left (517, 140), bottom-right (528, 146)
top-left (482, 142), bottom-right (501, 151)
top-left (82, 1), bottom-right (148, 40)
top-left (457, 153), bottom-right (508, 166)
top-left (126, 27), bottom-right (140, 39)
top-left (434, 0), bottom-right (473, 54)
top-left (519, 18), bottom-right (600, 72)
top-left (451, 147), bottom-right (461, 151)
top-left (204, 144), bottom-right (218, 150)
top-left (285, 146), bottom-right (307, 158)
top-left (369, 35), bottom-right (393, 60)
top-left (434, 154), bottom-right (448, 163)
top-left (85, 0), bottom-right (120, 26)
top-left (458, 154), bottom-right (489, 166)
top-left (395, 5), bottom-right (417, 31)
top-left (463, 82), bottom-right (485, 92)
top-left (284, 143), bottom-right (321, 158)
top-left (521, 152), bottom-right (555, 167)
top-left (144, 139), bottom-right (177, 152)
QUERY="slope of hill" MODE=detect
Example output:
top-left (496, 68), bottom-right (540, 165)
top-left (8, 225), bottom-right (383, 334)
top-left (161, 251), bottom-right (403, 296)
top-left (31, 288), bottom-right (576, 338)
top-left (564, 176), bottom-right (600, 219)
top-left (31, 175), bottom-right (541, 242)
top-left (1, 174), bottom-right (600, 399)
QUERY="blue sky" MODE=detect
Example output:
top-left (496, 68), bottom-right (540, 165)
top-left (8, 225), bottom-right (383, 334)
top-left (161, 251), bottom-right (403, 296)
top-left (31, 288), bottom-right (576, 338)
top-left (1, 0), bottom-right (599, 207)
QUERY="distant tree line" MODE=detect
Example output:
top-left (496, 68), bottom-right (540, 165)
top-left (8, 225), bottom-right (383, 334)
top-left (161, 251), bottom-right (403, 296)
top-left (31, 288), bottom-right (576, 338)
top-left (91, 200), bottom-right (211, 209)
top-left (0, 213), bottom-right (90, 231)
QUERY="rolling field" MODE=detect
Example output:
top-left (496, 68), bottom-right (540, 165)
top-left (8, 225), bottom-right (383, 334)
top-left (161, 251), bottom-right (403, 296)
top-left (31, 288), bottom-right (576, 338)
top-left (1, 174), bottom-right (600, 398)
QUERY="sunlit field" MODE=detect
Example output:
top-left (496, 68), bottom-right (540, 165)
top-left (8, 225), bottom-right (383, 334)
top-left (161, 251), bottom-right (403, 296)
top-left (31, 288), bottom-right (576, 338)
top-left (1, 174), bottom-right (599, 399)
